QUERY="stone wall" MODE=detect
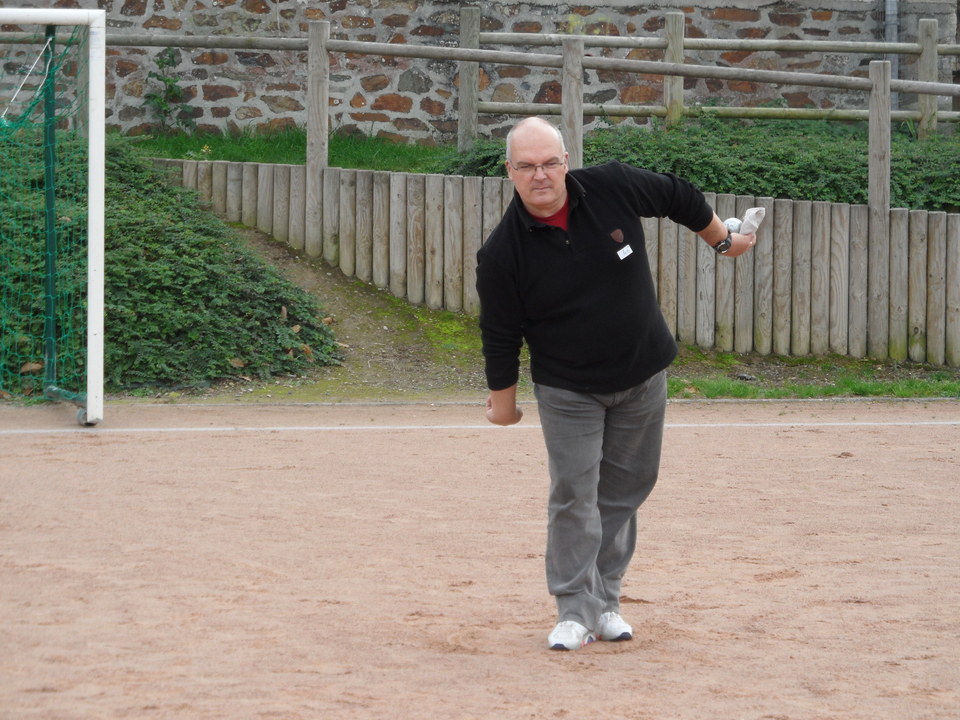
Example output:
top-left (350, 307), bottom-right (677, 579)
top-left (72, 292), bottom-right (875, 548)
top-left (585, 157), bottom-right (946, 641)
top-left (1, 0), bottom-right (957, 142)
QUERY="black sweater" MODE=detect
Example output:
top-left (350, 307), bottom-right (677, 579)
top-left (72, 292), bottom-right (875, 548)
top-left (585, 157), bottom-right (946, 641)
top-left (476, 161), bottom-right (715, 394)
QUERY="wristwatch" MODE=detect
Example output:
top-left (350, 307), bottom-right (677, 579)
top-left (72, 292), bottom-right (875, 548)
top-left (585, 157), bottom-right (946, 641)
top-left (712, 229), bottom-right (733, 254)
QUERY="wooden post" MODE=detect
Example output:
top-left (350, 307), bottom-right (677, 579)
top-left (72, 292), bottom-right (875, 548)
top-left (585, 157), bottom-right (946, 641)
top-left (322, 166), bottom-right (340, 267)
top-left (212, 160), bottom-right (228, 215)
top-left (424, 174), bottom-right (445, 310)
top-left (848, 204), bottom-right (870, 358)
top-left (354, 170), bottom-right (374, 282)
top-left (888, 208), bottom-right (910, 361)
top-left (458, 7), bottom-right (480, 153)
top-left (272, 164), bottom-right (290, 245)
top-left (182, 160), bottom-right (198, 191)
top-left (658, 218), bottom-right (679, 338)
top-left (197, 161), bottom-right (212, 203)
top-left (753, 197), bottom-right (775, 355)
top-left (926, 211), bottom-right (947, 365)
top-left (946, 214), bottom-right (960, 367)
top-left (714, 194), bottom-right (736, 351)
top-left (389, 172), bottom-right (408, 298)
top-left (734, 195), bottom-right (756, 354)
top-left (791, 200), bottom-right (812, 356)
top-left (241, 162), bottom-right (258, 227)
top-left (406, 174), bottom-right (426, 305)
top-left (809, 201), bottom-right (830, 355)
top-left (338, 169), bottom-right (357, 277)
top-left (828, 203), bottom-right (850, 356)
top-left (255, 163), bottom-right (273, 235)
top-left (695, 198), bottom-right (717, 350)
top-left (907, 210), bottom-right (928, 362)
top-left (676, 219), bottom-right (698, 345)
top-left (867, 61), bottom-right (891, 359)
top-left (463, 175), bottom-right (483, 315)
top-left (288, 164), bottom-right (306, 251)
top-left (917, 19), bottom-right (938, 139)
top-left (443, 176), bottom-right (464, 312)
top-left (561, 37), bottom-right (584, 170)
top-left (372, 172), bottom-right (389, 288)
top-left (772, 198), bottom-right (793, 356)
top-left (226, 162), bottom-right (242, 222)
top-left (481, 177), bottom-right (504, 242)
top-left (664, 12), bottom-right (685, 127)
top-left (306, 21), bottom-right (330, 257)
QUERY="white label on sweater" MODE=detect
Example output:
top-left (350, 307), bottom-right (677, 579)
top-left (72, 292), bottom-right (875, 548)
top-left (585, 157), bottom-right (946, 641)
top-left (617, 244), bottom-right (633, 260)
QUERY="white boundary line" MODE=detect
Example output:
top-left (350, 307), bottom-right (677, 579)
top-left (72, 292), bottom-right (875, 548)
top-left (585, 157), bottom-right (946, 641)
top-left (2, 419), bottom-right (959, 437)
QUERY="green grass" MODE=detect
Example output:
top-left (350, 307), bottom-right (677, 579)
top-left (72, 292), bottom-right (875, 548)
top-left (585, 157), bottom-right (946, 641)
top-left (668, 347), bottom-right (960, 400)
top-left (127, 127), bottom-right (455, 174)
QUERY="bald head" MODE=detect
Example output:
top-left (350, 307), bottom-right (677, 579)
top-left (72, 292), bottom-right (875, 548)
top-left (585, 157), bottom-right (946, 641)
top-left (506, 117), bottom-right (566, 165)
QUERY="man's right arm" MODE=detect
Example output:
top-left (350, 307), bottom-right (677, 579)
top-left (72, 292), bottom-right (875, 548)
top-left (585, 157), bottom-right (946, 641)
top-left (486, 384), bottom-right (523, 426)
top-left (476, 244), bottom-right (524, 425)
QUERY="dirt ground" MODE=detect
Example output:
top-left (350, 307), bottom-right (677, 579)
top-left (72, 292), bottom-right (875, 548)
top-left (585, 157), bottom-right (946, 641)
top-left (2, 398), bottom-right (958, 720)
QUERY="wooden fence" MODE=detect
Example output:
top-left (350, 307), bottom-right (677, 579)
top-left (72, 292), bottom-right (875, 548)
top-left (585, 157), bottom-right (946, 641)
top-left (155, 157), bottom-right (960, 368)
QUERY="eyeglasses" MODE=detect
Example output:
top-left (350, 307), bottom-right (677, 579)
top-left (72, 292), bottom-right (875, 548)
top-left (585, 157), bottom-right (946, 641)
top-left (508, 159), bottom-right (566, 175)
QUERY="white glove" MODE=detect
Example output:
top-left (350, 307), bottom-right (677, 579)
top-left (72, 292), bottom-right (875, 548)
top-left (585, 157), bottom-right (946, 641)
top-left (723, 207), bottom-right (765, 235)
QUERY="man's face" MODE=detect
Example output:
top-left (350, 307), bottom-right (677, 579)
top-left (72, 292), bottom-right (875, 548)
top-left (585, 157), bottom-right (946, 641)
top-left (506, 124), bottom-right (569, 218)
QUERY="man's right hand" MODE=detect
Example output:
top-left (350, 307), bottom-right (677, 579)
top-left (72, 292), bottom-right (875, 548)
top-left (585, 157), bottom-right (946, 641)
top-left (485, 386), bottom-right (523, 426)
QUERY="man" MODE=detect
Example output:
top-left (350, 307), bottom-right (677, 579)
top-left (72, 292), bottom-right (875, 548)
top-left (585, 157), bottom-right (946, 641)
top-left (475, 117), bottom-right (756, 651)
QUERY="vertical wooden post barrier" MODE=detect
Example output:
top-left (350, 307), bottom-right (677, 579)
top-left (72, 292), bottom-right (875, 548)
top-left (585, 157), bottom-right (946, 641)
top-left (272, 164), bottom-right (290, 245)
top-left (255, 163), bottom-right (273, 235)
top-left (945, 214), bottom-right (960, 367)
top-left (389, 172), bottom-right (408, 298)
top-left (561, 37), bottom-right (584, 170)
top-left (443, 176), bottom-right (464, 313)
top-left (888, 208), bottom-right (910, 361)
top-left (867, 60), bottom-right (891, 358)
top-left (424, 174), bottom-right (445, 310)
top-left (458, 7), bottom-right (480, 153)
top-left (926, 211), bottom-right (947, 366)
top-left (406, 174), bottom-right (426, 305)
top-left (734, 195), bottom-right (757, 354)
top-left (241, 162), bottom-right (258, 227)
top-left (917, 19), bottom-right (938, 138)
top-left (848, 205), bottom-right (870, 358)
top-left (663, 12), bottom-right (685, 127)
top-left (828, 203), bottom-right (850, 356)
top-left (306, 21), bottom-right (329, 257)
top-left (288, 164), bottom-right (306, 251)
top-left (714, 193), bottom-right (736, 351)
top-left (752, 197), bottom-right (775, 356)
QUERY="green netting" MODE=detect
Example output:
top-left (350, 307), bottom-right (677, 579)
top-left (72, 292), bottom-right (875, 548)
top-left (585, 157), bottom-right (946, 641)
top-left (1, 25), bottom-right (89, 403)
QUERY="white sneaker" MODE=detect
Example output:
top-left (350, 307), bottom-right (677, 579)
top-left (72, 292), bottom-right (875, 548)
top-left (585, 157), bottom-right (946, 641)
top-left (597, 611), bottom-right (633, 641)
top-left (547, 620), bottom-right (597, 651)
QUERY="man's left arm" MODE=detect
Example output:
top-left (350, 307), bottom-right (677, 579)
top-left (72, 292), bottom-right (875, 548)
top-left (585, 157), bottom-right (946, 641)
top-left (696, 213), bottom-right (756, 258)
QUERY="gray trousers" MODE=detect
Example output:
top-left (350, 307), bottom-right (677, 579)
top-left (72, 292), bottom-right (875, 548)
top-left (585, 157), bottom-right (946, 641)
top-left (534, 371), bottom-right (667, 630)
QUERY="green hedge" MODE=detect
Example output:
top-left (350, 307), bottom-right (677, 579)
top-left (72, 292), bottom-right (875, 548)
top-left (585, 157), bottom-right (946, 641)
top-left (103, 140), bottom-right (340, 390)
top-left (445, 118), bottom-right (960, 212)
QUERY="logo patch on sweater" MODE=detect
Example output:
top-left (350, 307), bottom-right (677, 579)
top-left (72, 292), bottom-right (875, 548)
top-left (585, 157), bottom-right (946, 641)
top-left (617, 244), bottom-right (633, 260)
top-left (610, 228), bottom-right (624, 243)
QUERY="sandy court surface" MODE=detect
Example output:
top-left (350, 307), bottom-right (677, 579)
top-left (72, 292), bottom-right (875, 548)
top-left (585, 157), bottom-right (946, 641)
top-left (1, 398), bottom-right (959, 719)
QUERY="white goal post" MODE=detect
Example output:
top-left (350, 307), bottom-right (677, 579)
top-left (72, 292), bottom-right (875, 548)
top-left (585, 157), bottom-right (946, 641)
top-left (0, 9), bottom-right (105, 425)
